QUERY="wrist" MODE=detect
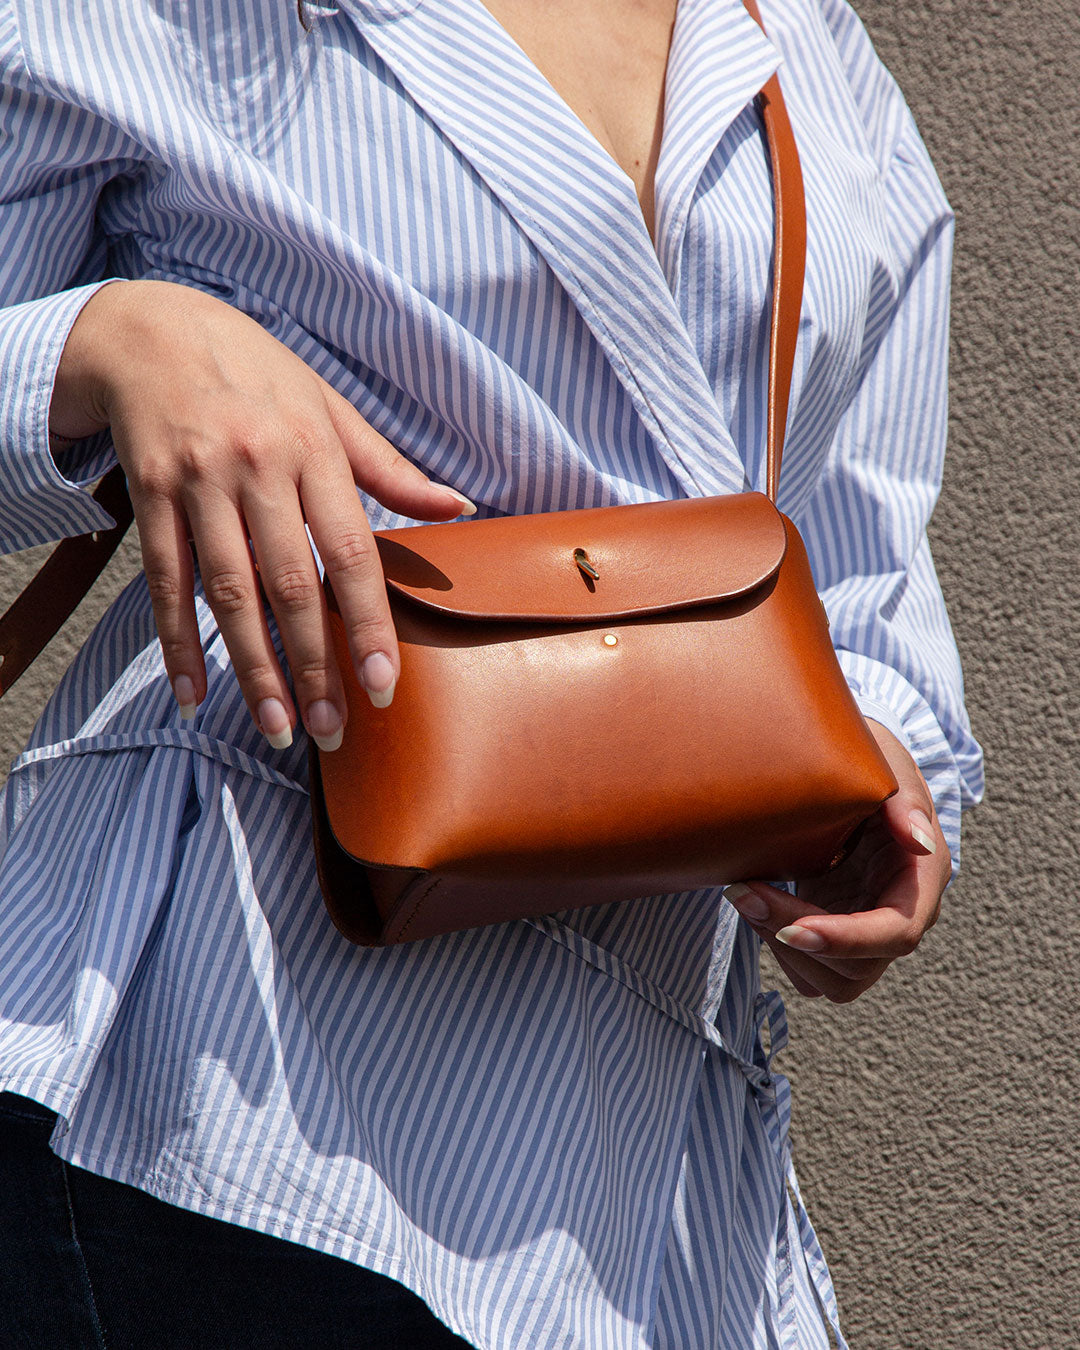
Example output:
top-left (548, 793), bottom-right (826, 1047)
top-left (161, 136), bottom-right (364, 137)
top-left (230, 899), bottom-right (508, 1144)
top-left (48, 279), bottom-right (140, 442)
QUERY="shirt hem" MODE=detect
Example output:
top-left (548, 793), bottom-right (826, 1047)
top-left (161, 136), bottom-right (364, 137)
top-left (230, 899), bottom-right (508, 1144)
top-left (47, 1129), bottom-right (490, 1350)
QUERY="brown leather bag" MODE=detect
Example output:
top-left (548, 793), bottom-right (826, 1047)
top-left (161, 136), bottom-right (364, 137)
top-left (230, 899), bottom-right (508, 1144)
top-left (0, 0), bottom-right (898, 948)
top-left (308, 11), bottom-right (898, 945)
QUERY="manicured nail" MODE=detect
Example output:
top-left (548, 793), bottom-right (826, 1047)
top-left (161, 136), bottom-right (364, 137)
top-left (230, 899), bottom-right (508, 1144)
top-left (360, 651), bottom-right (396, 709)
top-left (258, 697), bottom-right (293, 750)
top-left (723, 883), bottom-right (770, 923)
top-left (909, 808), bottom-right (937, 854)
top-left (443, 488), bottom-right (477, 516)
top-left (776, 925), bottom-right (825, 952)
top-left (173, 674), bottom-right (198, 720)
top-left (307, 699), bottom-right (343, 752)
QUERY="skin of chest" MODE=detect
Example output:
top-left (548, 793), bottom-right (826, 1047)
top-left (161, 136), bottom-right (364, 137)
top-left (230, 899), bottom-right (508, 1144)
top-left (478, 0), bottom-right (678, 239)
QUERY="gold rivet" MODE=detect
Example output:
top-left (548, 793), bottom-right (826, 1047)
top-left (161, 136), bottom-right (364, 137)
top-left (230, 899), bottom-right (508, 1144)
top-left (603, 633), bottom-right (618, 647)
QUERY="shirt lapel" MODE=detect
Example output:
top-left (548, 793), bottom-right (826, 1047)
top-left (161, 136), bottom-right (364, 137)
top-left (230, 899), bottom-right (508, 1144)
top-left (653, 0), bottom-right (779, 294)
top-left (343, 0), bottom-right (777, 497)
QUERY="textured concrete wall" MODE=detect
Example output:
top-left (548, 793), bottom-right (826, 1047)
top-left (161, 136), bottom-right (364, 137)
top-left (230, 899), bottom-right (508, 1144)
top-left (1, 2), bottom-right (1077, 1345)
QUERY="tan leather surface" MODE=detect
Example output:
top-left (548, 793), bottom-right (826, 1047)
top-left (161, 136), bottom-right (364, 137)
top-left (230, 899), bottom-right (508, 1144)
top-left (373, 491), bottom-right (788, 623)
top-left (314, 511), bottom-right (898, 945)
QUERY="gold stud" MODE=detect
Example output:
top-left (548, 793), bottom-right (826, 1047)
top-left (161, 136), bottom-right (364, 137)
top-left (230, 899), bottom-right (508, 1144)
top-left (603, 634), bottom-right (618, 647)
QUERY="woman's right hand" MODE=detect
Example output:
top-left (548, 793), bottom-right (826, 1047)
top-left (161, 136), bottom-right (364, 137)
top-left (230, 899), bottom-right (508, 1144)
top-left (48, 279), bottom-right (475, 750)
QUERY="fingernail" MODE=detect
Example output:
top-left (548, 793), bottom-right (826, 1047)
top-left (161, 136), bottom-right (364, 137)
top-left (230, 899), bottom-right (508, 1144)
top-left (443, 488), bottom-right (477, 516)
top-left (307, 699), bottom-right (343, 752)
top-left (258, 697), bottom-right (293, 750)
top-left (173, 674), bottom-right (198, 720)
top-left (909, 809), bottom-right (937, 854)
top-left (723, 883), bottom-right (770, 923)
top-left (776, 925), bottom-right (825, 952)
top-left (360, 651), bottom-right (396, 709)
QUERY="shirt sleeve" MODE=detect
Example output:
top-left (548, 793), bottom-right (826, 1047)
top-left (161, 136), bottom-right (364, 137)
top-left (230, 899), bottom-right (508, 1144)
top-left (794, 3), bottom-right (986, 880)
top-left (0, 10), bottom-right (143, 552)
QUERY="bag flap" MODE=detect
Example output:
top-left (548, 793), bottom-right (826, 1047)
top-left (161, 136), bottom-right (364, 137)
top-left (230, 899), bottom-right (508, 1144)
top-left (370, 492), bottom-right (787, 623)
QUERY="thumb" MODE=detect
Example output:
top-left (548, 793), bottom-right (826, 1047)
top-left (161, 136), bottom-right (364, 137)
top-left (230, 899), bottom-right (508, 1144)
top-left (880, 785), bottom-right (940, 858)
top-left (863, 718), bottom-right (940, 859)
top-left (323, 386), bottom-right (476, 522)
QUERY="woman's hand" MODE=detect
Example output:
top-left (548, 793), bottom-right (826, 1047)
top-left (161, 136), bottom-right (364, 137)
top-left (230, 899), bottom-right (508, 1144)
top-left (49, 279), bottom-right (475, 750)
top-left (723, 719), bottom-right (951, 1002)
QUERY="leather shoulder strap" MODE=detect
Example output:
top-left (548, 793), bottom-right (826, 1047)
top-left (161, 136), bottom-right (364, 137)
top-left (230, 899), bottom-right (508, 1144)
top-left (0, 464), bottom-right (132, 697)
top-left (742, 0), bottom-right (808, 500)
top-left (0, 4), bottom-right (805, 699)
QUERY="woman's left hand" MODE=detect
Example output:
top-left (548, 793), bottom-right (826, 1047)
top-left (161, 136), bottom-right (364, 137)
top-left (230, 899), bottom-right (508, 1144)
top-left (723, 719), bottom-right (951, 1002)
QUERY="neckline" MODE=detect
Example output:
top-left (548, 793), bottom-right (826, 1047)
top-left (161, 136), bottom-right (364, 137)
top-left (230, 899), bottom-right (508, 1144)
top-left (470, 0), bottom-right (687, 255)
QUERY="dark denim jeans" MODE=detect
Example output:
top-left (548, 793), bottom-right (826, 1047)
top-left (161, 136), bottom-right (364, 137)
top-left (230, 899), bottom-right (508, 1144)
top-left (0, 1091), bottom-right (476, 1349)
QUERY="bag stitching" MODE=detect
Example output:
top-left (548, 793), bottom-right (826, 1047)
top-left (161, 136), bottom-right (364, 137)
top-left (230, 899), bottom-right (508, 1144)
top-left (395, 876), bottom-right (444, 942)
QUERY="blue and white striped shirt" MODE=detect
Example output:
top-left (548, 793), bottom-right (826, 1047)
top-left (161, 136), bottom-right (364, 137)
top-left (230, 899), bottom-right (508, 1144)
top-left (0, 0), bottom-right (984, 1345)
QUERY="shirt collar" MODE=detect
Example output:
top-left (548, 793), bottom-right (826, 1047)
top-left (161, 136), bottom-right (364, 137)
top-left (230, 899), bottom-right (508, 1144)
top-left (352, 0), bottom-right (778, 496)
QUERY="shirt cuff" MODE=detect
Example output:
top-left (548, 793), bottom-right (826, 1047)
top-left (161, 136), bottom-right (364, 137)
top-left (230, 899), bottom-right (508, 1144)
top-left (0, 280), bottom-right (124, 551)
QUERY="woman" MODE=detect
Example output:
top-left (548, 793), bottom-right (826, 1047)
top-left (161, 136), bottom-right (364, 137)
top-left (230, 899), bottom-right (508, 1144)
top-left (0, 0), bottom-right (984, 1345)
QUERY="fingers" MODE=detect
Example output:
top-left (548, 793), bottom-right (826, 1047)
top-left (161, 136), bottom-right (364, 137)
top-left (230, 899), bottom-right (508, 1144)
top-left (135, 488), bottom-right (205, 717)
top-left (137, 447), bottom-right (403, 748)
top-left (242, 479), bottom-right (348, 751)
top-left (764, 942), bottom-right (825, 999)
top-left (726, 859), bottom-right (937, 962)
top-left (323, 386), bottom-right (476, 522)
top-left (297, 452), bottom-right (400, 709)
top-left (726, 881), bottom-right (890, 975)
top-left (862, 717), bottom-right (949, 861)
top-left (724, 846), bottom-right (947, 1002)
top-left (881, 789), bottom-right (945, 859)
top-left (181, 486), bottom-right (298, 745)
top-left (184, 421), bottom-right (413, 743)
top-left (759, 925), bottom-right (889, 1002)
top-left (129, 412), bottom-right (440, 743)
top-left (726, 882), bottom-right (891, 1001)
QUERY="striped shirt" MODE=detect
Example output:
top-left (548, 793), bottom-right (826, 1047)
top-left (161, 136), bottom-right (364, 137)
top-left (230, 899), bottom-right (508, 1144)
top-left (0, 0), bottom-right (984, 1345)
